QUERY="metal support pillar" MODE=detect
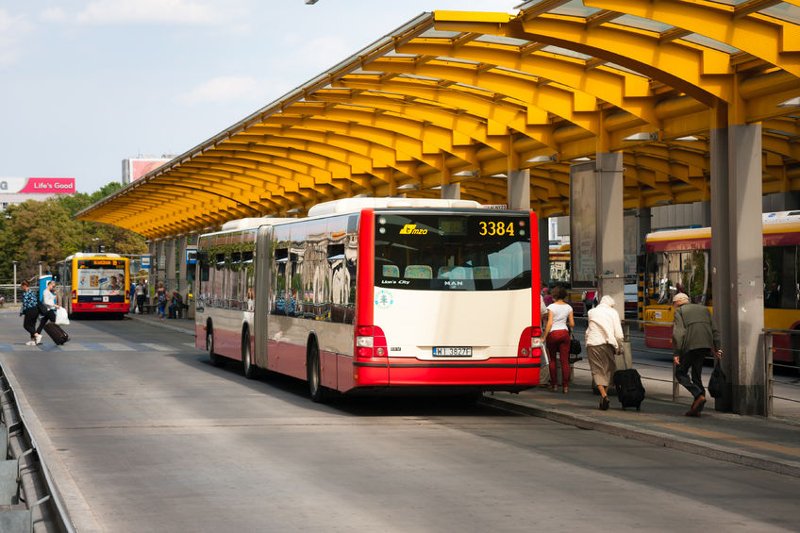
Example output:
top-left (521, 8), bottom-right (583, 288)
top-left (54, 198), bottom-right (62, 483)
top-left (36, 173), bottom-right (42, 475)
top-left (441, 183), bottom-right (460, 200)
top-left (636, 208), bottom-right (651, 255)
top-left (595, 152), bottom-right (625, 321)
top-left (710, 127), bottom-right (732, 412)
top-left (507, 169), bottom-right (530, 211)
top-left (177, 236), bottom-right (188, 295)
top-left (166, 238), bottom-right (177, 291)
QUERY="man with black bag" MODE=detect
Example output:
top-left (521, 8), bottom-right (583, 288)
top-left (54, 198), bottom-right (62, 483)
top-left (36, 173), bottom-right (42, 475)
top-left (672, 293), bottom-right (723, 417)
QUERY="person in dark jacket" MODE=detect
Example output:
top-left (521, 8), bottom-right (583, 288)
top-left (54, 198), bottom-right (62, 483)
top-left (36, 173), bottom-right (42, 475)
top-left (672, 293), bottom-right (723, 417)
top-left (19, 280), bottom-right (41, 346)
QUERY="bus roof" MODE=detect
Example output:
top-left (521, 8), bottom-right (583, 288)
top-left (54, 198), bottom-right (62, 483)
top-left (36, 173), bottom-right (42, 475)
top-left (307, 197), bottom-right (483, 217)
top-left (647, 211), bottom-right (800, 243)
top-left (220, 217), bottom-right (295, 231)
top-left (63, 252), bottom-right (125, 260)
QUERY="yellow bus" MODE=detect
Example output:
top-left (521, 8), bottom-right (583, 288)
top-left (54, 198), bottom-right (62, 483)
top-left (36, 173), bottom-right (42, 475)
top-left (57, 253), bottom-right (131, 318)
top-left (643, 211), bottom-right (800, 367)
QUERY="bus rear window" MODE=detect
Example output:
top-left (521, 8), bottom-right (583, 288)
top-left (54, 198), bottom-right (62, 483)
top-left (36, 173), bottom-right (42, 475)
top-left (76, 260), bottom-right (126, 294)
top-left (374, 213), bottom-right (531, 291)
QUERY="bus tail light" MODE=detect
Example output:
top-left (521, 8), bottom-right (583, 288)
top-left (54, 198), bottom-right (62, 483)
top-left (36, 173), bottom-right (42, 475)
top-left (71, 289), bottom-right (77, 301)
top-left (518, 326), bottom-right (543, 358)
top-left (355, 325), bottom-right (388, 358)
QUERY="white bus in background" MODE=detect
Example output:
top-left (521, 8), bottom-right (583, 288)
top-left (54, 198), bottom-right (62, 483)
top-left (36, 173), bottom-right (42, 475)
top-left (195, 197), bottom-right (544, 401)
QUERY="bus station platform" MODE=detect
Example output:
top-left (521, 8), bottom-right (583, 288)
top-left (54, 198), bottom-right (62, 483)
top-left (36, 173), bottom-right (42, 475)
top-left (130, 312), bottom-right (800, 479)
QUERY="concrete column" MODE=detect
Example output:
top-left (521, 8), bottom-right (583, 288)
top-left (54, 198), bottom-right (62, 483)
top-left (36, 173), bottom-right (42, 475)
top-left (149, 240), bottom-right (158, 303)
top-left (177, 236), bottom-right (188, 295)
top-left (729, 124), bottom-right (765, 415)
top-left (507, 169), bottom-right (530, 211)
top-left (441, 183), bottom-right (460, 199)
top-left (166, 238), bottom-right (177, 292)
top-left (595, 152), bottom-right (625, 321)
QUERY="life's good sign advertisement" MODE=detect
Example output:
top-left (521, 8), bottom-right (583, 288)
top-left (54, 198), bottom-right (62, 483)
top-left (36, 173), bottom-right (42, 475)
top-left (0, 177), bottom-right (76, 194)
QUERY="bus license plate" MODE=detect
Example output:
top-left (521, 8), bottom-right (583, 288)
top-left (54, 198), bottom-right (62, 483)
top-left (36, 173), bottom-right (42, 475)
top-left (433, 346), bottom-right (472, 357)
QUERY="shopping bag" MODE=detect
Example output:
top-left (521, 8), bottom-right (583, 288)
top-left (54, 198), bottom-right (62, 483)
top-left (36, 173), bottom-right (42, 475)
top-left (55, 307), bottom-right (70, 325)
top-left (708, 361), bottom-right (726, 399)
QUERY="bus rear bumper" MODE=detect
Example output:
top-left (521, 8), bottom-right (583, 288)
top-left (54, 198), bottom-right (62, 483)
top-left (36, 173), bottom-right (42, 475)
top-left (352, 357), bottom-right (540, 391)
top-left (71, 303), bottom-right (129, 314)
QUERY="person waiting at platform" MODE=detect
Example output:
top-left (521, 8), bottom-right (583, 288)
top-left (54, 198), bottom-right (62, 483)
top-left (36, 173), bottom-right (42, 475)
top-left (168, 290), bottom-right (184, 319)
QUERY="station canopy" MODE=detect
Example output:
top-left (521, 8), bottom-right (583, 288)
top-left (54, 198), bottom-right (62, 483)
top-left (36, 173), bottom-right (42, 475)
top-left (77, 0), bottom-right (800, 239)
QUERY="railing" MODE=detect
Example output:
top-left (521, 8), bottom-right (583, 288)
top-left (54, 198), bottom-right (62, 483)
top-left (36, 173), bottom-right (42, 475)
top-left (762, 328), bottom-right (800, 419)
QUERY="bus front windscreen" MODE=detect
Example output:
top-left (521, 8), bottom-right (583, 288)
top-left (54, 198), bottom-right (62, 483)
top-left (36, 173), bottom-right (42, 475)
top-left (76, 259), bottom-right (126, 297)
top-left (374, 212), bottom-right (531, 291)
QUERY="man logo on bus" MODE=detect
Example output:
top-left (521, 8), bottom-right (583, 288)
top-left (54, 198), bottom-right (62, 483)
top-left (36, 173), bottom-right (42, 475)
top-left (399, 224), bottom-right (428, 235)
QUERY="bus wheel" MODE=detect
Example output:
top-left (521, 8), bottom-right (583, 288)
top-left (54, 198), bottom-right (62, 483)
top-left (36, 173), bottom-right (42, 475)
top-left (307, 342), bottom-right (327, 403)
top-left (207, 327), bottom-right (224, 367)
top-left (242, 329), bottom-right (256, 379)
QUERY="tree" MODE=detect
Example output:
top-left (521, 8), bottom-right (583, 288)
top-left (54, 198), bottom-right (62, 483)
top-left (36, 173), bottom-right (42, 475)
top-left (0, 182), bottom-right (147, 282)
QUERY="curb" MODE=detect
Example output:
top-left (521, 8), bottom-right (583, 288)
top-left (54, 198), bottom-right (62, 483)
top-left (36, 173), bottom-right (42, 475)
top-left (480, 395), bottom-right (800, 479)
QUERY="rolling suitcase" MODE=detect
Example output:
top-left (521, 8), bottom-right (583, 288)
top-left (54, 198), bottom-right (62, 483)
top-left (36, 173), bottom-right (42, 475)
top-left (613, 368), bottom-right (645, 410)
top-left (43, 322), bottom-right (70, 345)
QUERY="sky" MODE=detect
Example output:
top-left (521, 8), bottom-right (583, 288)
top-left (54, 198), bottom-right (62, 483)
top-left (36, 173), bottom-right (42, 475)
top-left (1, 0), bottom-right (522, 194)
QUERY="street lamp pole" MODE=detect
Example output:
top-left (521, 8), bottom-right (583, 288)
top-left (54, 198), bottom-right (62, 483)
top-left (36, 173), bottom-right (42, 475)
top-left (12, 261), bottom-right (17, 304)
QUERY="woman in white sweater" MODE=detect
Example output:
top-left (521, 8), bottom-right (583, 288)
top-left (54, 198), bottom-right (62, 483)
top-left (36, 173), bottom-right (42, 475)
top-left (585, 295), bottom-right (625, 410)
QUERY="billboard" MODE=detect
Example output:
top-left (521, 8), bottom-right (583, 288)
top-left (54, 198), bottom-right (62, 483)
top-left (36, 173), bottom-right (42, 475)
top-left (122, 158), bottom-right (172, 184)
top-left (569, 162), bottom-right (597, 288)
top-left (0, 177), bottom-right (76, 195)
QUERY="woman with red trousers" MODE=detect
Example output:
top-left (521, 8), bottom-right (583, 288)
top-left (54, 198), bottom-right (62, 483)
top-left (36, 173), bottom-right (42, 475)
top-left (544, 285), bottom-right (575, 393)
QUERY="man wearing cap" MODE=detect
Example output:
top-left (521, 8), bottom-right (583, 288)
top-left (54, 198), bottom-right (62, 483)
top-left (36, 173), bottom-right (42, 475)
top-left (672, 292), bottom-right (723, 417)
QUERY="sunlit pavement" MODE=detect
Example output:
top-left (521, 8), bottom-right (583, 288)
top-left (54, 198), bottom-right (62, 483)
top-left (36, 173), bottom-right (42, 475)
top-left (46, 309), bottom-right (800, 479)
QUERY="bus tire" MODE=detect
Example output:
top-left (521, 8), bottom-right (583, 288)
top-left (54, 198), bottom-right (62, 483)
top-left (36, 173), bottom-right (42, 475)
top-left (307, 341), bottom-right (327, 403)
top-left (242, 328), bottom-right (256, 379)
top-left (207, 323), bottom-right (224, 367)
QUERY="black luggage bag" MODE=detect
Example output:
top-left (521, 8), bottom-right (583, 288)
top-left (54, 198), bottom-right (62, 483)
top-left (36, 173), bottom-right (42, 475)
top-left (613, 368), bottom-right (645, 410)
top-left (43, 322), bottom-right (70, 345)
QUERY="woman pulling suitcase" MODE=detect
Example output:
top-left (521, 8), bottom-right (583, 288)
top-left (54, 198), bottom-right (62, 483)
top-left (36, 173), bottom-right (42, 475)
top-left (37, 280), bottom-right (70, 345)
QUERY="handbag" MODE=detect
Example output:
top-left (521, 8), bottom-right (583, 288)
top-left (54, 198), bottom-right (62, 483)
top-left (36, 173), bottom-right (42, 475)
top-left (568, 331), bottom-right (582, 362)
top-left (55, 307), bottom-right (70, 326)
top-left (708, 360), bottom-right (726, 399)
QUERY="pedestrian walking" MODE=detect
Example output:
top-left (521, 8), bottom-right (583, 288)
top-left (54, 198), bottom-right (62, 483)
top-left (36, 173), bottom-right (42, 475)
top-left (585, 295), bottom-right (625, 410)
top-left (544, 285), bottom-right (574, 393)
top-left (35, 279), bottom-right (59, 344)
top-left (19, 280), bottom-right (41, 345)
top-left (672, 292), bottom-right (723, 417)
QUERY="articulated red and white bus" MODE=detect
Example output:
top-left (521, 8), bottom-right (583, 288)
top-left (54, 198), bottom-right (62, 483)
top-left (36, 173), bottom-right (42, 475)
top-left (194, 197), bottom-right (543, 401)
